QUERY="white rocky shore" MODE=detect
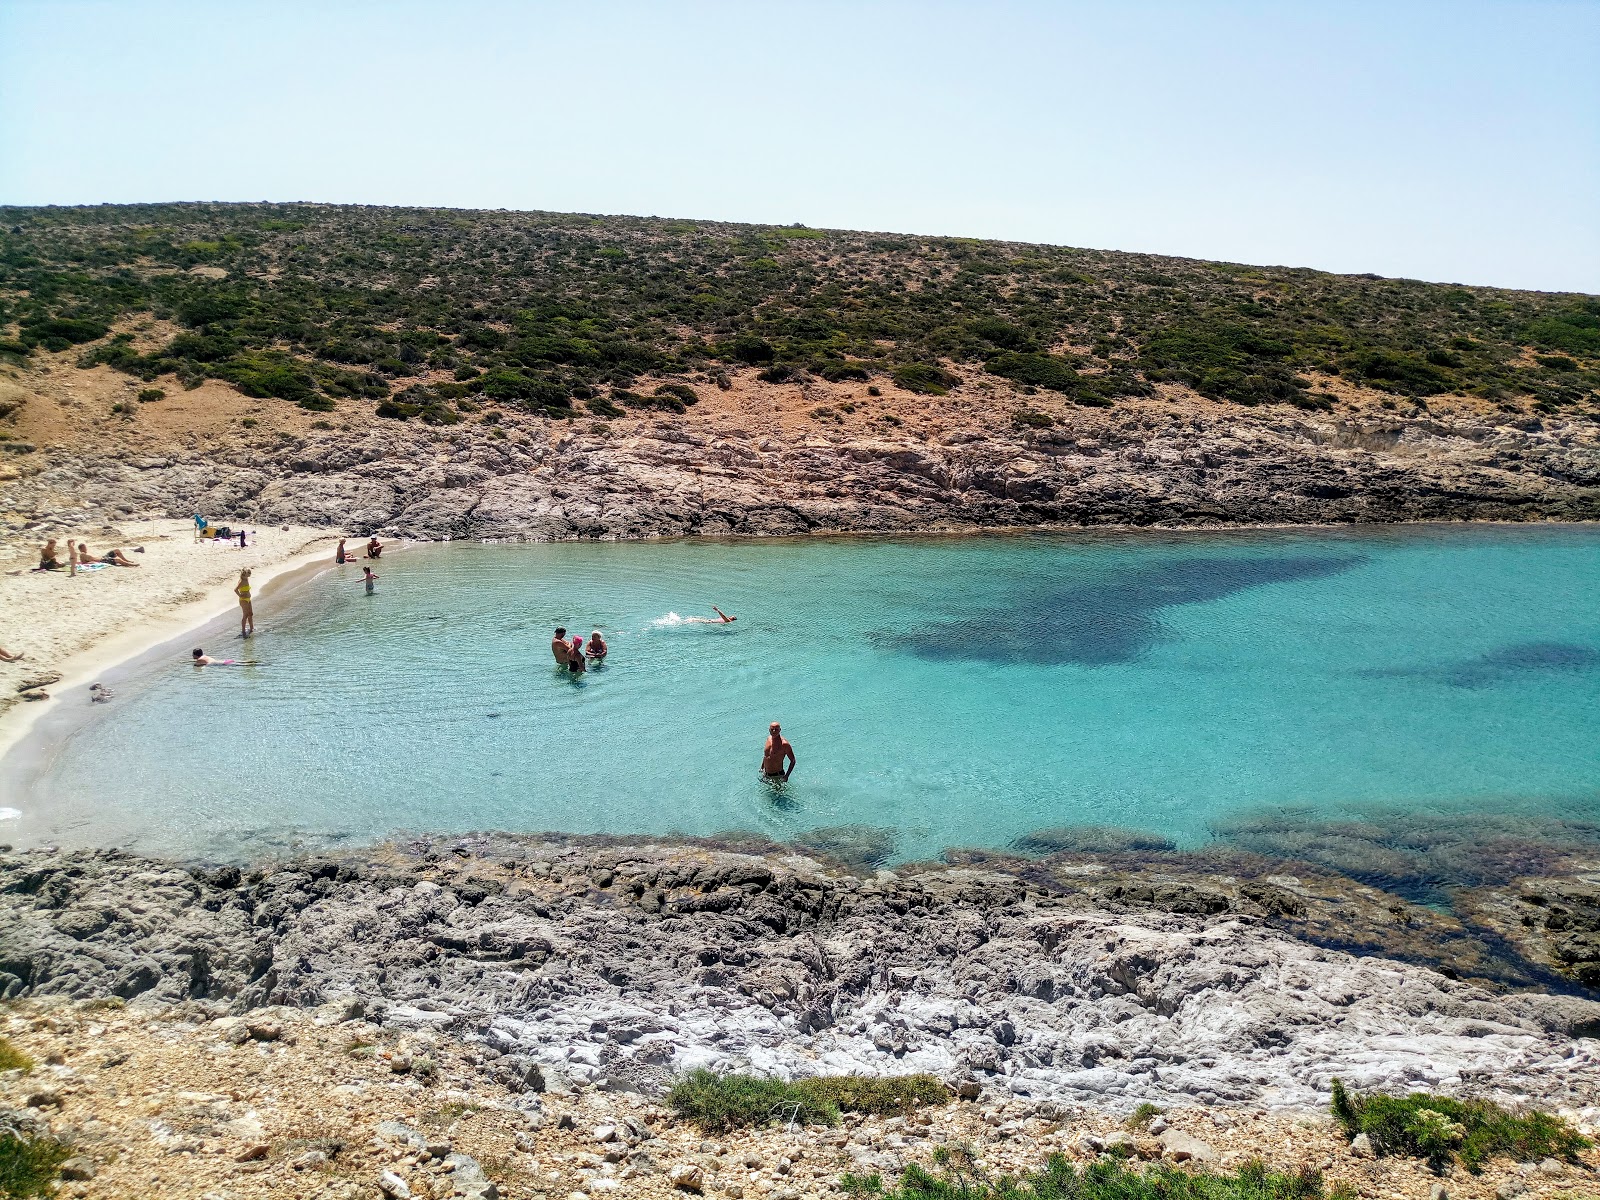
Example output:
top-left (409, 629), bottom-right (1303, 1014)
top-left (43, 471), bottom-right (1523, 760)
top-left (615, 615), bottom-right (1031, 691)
top-left (4, 839), bottom-right (1598, 1123)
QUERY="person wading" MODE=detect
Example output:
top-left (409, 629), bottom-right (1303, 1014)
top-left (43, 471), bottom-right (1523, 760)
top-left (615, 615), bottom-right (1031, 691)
top-left (761, 722), bottom-right (796, 782)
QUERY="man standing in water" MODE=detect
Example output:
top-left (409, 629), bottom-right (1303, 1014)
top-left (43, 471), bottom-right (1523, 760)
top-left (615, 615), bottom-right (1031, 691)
top-left (761, 722), bottom-right (796, 782)
top-left (551, 627), bottom-right (570, 666)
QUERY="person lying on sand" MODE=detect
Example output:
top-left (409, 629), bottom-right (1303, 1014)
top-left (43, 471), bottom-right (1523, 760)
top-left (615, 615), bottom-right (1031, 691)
top-left (551, 627), bottom-right (571, 666)
top-left (683, 606), bottom-right (736, 624)
top-left (586, 630), bottom-right (608, 659)
top-left (84, 546), bottom-right (141, 567)
top-left (567, 636), bottom-right (587, 674)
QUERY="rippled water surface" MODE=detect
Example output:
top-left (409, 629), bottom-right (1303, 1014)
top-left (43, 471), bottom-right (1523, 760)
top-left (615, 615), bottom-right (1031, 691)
top-left (11, 525), bottom-right (1600, 864)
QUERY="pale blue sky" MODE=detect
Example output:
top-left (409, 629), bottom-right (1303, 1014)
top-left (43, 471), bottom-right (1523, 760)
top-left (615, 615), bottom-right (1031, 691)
top-left (2, 1), bottom-right (1596, 292)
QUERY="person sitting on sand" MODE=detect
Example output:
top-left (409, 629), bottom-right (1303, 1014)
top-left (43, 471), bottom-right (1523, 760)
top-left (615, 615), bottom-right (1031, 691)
top-left (761, 721), bottom-right (796, 781)
top-left (362, 566), bottom-right (378, 594)
top-left (366, 537), bottom-right (383, 559)
top-left (586, 630), bottom-right (608, 660)
top-left (235, 568), bottom-right (255, 636)
top-left (567, 636), bottom-right (587, 674)
top-left (683, 605), bottom-right (736, 624)
top-left (551, 627), bottom-right (570, 666)
top-left (37, 539), bottom-right (62, 571)
top-left (335, 539), bottom-right (354, 564)
top-left (0, 647), bottom-right (23, 663)
top-left (84, 545), bottom-right (141, 567)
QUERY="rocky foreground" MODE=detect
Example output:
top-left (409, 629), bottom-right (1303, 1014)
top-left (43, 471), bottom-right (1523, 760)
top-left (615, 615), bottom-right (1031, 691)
top-left (7, 997), bottom-right (1597, 1200)
top-left (5, 837), bottom-right (1600, 1123)
top-left (7, 386), bottom-right (1600, 539)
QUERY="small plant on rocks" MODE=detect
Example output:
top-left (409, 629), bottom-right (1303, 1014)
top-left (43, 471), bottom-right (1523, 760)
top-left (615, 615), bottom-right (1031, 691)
top-left (668, 1070), bottom-right (948, 1132)
top-left (1126, 1102), bottom-right (1163, 1131)
top-left (0, 1131), bottom-right (72, 1200)
top-left (1330, 1078), bottom-right (1591, 1174)
top-left (841, 1149), bottom-right (1354, 1199)
top-left (0, 1038), bottom-right (33, 1073)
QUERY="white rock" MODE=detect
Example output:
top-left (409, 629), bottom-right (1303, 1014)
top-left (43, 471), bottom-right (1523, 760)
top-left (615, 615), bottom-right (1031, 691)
top-left (378, 1170), bottom-right (412, 1200)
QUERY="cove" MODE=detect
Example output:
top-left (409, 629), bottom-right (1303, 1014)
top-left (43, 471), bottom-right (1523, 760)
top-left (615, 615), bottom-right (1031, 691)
top-left (7, 524), bottom-right (1600, 868)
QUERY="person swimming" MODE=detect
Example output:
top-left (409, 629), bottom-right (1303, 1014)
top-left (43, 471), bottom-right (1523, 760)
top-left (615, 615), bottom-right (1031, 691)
top-left (192, 647), bottom-right (241, 666)
top-left (683, 606), bottom-right (736, 624)
top-left (586, 630), bottom-right (608, 659)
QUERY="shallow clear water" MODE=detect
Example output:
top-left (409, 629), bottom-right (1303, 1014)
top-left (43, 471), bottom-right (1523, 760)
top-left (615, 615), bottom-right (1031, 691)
top-left (9, 525), bottom-right (1600, 865)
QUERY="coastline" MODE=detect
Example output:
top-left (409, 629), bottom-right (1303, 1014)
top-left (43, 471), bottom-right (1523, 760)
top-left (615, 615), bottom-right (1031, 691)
top-left (0, 524), bottom-right (341, 764)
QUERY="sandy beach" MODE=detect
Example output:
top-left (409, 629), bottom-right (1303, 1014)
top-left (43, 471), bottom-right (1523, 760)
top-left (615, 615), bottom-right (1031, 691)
top-left (0, 520), bottom-right (340, 760)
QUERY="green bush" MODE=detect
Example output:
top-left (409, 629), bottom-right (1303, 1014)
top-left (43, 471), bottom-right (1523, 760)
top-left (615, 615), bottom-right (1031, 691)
top-left (21, 316), bottom-right (108, 350)
top-left (654, 382), bottom-right (699, 407)
top-left (0, 1131), bottom-right (71, 1199)
top-left (985, 351), bottom-right (1079, 395)
top-left (841, 1150), bottom-right (1352, 1200)
top-left (1330, 1078), bottom-right (1591, 1174)
top-left (586, 395), bottom-right (624, 417)
top-left (892, 363), bottom-right (958, 395)
top-left (725, 335), bottom-right (776, 365)
top-left (136, 387), bottom-right (166, 403)
top-left (1012, 409), bottom-right (1055, 428)
top-left (667, 1070), bottom-right (948, 1132)
top-left (0, 1036), bottom-right (33, 1073)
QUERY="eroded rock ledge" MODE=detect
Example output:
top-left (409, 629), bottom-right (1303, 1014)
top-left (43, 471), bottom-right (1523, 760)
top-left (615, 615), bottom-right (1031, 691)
top-left (5, 838), bottom-right (1599, 1117)
top-left (9, 404), bottom-right (1600, 538)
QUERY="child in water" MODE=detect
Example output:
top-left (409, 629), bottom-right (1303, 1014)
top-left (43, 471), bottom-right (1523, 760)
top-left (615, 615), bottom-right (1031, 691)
top-left (362, 566), bottom-right (378, 594)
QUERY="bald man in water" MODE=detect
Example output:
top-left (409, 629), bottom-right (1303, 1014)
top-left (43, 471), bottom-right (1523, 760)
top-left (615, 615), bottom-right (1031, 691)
top-left (761, 722), bottom-right (796, 782)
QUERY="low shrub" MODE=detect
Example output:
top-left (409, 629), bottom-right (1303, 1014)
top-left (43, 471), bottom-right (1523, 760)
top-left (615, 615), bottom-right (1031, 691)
top-left (1012, 408), bottom-right (1054, 428)
top-left (815, 360), bottom-right (870, 382)
top-left (758, 363), bottom-right (803, 384)
top-left (985, 351), bottom-right (1079, 394)
top-left (586, 395), bottom-right (624, 418)
top-left (668, 1071), bottom-right (948, 1132)
top-left (0, 1131), bottom-right (71, 1199)
top-left (841, 1150), bottom-right (1352, 1200)
top-left (1126, 1102), bottom-right (1163, 1130)
top-left (654, 383), bottom-right (699, 407)
top-left (892, 363), bottom-right (958, 395)
top-left (1330, 1078), bottom-right (1591, 1174)
top-left (136, 387), bottom-right (166, 403)
top-left (0, 1037), bottom-right (33, 1073)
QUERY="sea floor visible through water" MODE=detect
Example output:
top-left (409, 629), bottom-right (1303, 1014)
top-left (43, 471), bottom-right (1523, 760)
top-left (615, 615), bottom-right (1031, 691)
top-left (6, 524), bottom-right (1600, 877)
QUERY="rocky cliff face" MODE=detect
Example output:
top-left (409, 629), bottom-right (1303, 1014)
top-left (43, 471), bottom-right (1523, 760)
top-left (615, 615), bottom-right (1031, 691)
top-left (5, 396), bottom-right (1600, 538)
top-left (6, 840), bottom-right (1599, 1115)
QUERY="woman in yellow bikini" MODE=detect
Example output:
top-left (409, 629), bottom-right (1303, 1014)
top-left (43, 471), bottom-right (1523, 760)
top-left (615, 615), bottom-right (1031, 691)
top-left (235, 568), bottom-right (255, 637)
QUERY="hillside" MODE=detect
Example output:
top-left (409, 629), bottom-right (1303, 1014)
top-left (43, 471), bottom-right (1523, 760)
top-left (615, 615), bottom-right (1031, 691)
top-left (1, 202), bottom-right (1598, 535)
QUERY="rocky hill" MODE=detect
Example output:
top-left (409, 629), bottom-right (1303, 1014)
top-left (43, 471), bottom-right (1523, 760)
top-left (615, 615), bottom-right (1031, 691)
top-left (1, 203), bottom-right (1598, 535)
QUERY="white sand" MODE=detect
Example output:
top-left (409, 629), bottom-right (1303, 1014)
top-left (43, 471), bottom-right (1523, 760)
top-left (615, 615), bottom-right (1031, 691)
top-left (0, 520), bottom-right (340, 757)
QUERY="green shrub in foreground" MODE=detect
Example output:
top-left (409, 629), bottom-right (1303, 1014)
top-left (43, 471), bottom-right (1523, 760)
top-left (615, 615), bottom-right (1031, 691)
top-left (1330, 1078), bottom-right (1590, 1174)
top-left (0, 1131), bottom-right (71, 1200)
top-left (0, 1037), bottom-right (32, 1073)
top-left (667, 1069), bottom-right (948, 1132)
top-left (842, 1150), bottom-right (1353, 1200)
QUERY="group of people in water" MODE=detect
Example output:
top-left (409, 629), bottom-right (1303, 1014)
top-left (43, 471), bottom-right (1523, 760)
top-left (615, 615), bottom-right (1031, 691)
top-left (34, 537), bottom-right (141, 572)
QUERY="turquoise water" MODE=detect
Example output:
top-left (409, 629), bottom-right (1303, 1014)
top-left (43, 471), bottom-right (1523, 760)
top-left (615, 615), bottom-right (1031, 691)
top-left (9, 525), bottom-right (1600, 867)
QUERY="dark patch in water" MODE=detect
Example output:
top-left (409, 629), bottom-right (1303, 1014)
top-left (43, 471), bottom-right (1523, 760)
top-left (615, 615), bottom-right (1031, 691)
top-left (1011, 825), bottom-right (1176, 855)
top-left (794, 824), bottom-right (898, 869)
top-left (1210, 805), bottom-right (1600, 903)
top-left (878, 553), bottom-right (1364, 665)
top-left (1361, 641), bottom-right (1600, 689)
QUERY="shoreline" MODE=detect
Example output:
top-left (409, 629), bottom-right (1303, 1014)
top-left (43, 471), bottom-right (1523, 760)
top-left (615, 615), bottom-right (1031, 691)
top-left (0, 526), bottom-right (342, 764)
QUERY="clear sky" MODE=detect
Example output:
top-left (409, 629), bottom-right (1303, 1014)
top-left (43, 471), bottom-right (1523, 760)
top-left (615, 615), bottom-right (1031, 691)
top-left (2, 0), bottom-right (1596, 293)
